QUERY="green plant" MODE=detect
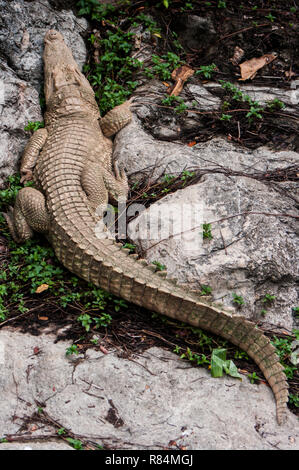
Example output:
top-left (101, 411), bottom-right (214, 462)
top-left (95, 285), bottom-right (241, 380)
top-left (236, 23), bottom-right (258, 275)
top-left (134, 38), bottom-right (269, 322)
top-left (147, 52), bottom-right (181, 81)
top-left (219, 81), bottom-right (267, 123)
top-left (93, 313), bottom-right (112, 328)
top-left (77, 313), bottom-right (93, 332)
top-left (0, 174), bottom-right (33, 209)
top-left (180, 170), bottom-right (195, 185)
top-left (232, 293), bottom-right (244, 307)
top-left (220, 114), bottom-right (232, 121)
top-left (248, 371), bottom-right (261, 384)
top-left (66, 438), bottom-right (84, 450)
top-left (217, 1), bottom-right (226, 8)
top-left (289, 393), bottom-right (299, 407)
top-left (202, 223), bottom-right (212, 240)
top-left (200, 285), bottom-right (212, 296)
top-left (262, 293), bottom-right (276, 304)
top-left (122, 243), bottom-right (136, 253)
top-left (180, 347), bottom-right (210, 366)
top-left (265, 13), bottom-right (275, 22)
top-left (66, 345), bottom-right (80, 356)
top-left (152, 261), bottom-right (166, 271)
top-left (210, 348), bottom-right (242, 379)
top-left (77, 0), bottom-right (117, 20)
top-left (134, 13), bottom-right (161, 36)
top-left (24, 121), bottom-right (44, 132)
top-left (293, 307), bottom-right (299, 317)
top-left (234, 350), bottom-right (249, 360)
top-left (181, 2), bottom-right (193, 12)
top-left (57, 428), bottom-right (66, 435)
top-left (196, 64), bottom-right (217, 79)
top-left (266, 98), bottom-right (286, 111)
top-left (293, 329), bottom-right (299, 341)
top-left (246, 105), bottom-right (263, 122)
top-left (271, 335), bottom-right (297, 379)
top-left (87, 27), bottom-right (141, 114)
top-left (113, 299), bottom-right (128, 311)
top-left (163, 174), bottom-right (176, 184)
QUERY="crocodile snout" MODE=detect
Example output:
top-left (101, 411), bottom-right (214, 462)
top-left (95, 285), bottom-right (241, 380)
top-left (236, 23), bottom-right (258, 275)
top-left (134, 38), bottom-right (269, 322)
top-left (44, 29), bottom-right (62, 43)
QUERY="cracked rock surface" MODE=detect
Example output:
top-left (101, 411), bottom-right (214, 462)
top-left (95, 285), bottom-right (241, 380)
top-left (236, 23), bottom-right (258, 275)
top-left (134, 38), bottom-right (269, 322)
top-left (0, 0), bottom-right (88, 185)
top-left (0, 329), bottom-right (298, 450)
top-left (115, 113), bottom-right (298, 331)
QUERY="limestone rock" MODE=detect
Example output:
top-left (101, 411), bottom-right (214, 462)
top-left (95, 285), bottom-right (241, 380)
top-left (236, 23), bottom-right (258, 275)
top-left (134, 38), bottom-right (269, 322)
top-left (0, 329), bottom-right (298, 450)
top-left (128, 175), bottom-right (298, 330)
top-left (0, 0), bottom-right (88, 187)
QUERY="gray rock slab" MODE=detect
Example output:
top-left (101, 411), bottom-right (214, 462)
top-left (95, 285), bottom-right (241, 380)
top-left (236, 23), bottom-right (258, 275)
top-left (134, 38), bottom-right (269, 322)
top-left (0, 60), bottom-right (43, 184)
top-left (0, 0), bottom-right (88, 187)
top-left (0, 0), bottom-right (87, 88)
top-left (0, 441), bottom-right (73, 450)
top-left (127, 173), bottom-right (298, 330)
top-left (0, 328), bottom-right (298, 450)
top-left (114, 115), bottom-right (298, 184)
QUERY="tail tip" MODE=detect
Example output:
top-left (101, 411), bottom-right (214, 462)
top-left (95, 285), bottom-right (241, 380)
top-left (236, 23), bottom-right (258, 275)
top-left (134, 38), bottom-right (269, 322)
top-left (277, 407), bottom-right (288, 425)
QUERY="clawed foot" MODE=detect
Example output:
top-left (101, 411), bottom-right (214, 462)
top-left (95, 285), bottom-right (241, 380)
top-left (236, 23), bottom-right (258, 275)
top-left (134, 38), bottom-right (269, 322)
top-left (1, 207), bottom-right (19, 242)
top-left (20, 170), bottom-right (33, 184)
top-left (112, 161), bottom-right (128, 202)
top-left (127, 96), bottom-right (139, 110)
top-left (2, 205), bottom-right (14, 223)
top-left (113, 161), bottom-right (128, 191)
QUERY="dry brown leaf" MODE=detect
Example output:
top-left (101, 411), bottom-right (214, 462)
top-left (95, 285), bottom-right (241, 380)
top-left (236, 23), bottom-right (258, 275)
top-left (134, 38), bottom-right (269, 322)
top-left (99, 345), bottom-right (109, 354)
top-left (239, 53), bottom-right (277, 80)
top-left (38, 316), bottom-right (48, 321)
top-left (35, 283), bottom-right (49, 294)
top-left (169, 65), bottom-right (194, 96)
top-left (230, 46), bottom-right (245, 65)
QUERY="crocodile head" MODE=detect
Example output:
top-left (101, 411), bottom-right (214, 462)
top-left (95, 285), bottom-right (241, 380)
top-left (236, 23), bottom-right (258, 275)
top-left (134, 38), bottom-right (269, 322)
top-left (43, 30), bottom-right (98, 113)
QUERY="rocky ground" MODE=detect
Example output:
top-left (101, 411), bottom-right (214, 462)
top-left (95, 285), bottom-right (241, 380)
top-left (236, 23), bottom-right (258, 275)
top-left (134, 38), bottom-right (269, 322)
top-left (0, 0), bottom-right (298, 450)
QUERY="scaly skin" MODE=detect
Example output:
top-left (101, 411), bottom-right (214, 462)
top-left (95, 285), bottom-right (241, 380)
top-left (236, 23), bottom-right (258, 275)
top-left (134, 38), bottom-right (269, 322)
top-left (3, 30), bottom-right (288, 424)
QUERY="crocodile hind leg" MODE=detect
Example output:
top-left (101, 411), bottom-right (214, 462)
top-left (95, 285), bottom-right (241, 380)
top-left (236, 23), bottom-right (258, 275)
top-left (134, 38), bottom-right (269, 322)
top-left (82, 161), bottom-right (128, 211)
top-left (2, 187), bottom-right (49, 242)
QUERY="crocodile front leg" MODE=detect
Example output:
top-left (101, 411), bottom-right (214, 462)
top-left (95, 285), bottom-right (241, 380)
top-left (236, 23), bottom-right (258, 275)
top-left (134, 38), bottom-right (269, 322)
top-left (2, 187), bottom-right (49, 242)
top-left (20, 128), bottom-right (48, 183)
top-left (100, 100), bottom-right (133, 137)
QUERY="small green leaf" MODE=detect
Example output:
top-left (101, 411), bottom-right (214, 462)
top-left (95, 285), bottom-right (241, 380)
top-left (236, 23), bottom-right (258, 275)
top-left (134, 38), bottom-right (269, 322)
top-left (223, 360), bottom-right (242, 379)
top-left (211, 348), bottom-right (242, 379)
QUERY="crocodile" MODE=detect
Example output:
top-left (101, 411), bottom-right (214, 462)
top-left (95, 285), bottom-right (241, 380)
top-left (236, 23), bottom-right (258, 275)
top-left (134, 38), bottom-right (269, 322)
top-left (3, 30), bottom-right (288, 425)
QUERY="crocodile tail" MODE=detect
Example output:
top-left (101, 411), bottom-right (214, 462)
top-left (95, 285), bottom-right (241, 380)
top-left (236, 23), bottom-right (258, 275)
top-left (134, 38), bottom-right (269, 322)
top-left (197, 304), bottom-right (289, 425)
top-left (49, 221), bottom-right (288, 425)
top-left (125, 279), bottom-right (289, 425)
